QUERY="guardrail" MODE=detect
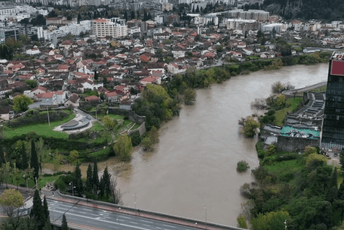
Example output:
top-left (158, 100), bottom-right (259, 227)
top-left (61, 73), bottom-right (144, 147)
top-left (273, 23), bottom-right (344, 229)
top-left (52, 190), bottom-right (243, 230)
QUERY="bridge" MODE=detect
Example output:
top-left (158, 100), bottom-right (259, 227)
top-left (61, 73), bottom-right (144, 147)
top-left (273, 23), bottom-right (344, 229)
top-left (46, 190), bottom-right (243, 230)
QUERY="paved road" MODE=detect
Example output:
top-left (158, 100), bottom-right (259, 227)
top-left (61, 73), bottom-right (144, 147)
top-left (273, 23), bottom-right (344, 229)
top-left (282, 81), bottom-right (327, 96)
top-left (48, 199), bottom-right (201, 230)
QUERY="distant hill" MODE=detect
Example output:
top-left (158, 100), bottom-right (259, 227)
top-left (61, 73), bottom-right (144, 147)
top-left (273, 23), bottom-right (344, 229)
top-left (262, 0), bottom-right (344, 21)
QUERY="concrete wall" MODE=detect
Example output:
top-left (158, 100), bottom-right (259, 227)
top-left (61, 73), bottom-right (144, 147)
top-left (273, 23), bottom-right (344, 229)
top-left (276, 136), bottom-right (320, 152)
top-left (54, 190), bottom-right (244, 230)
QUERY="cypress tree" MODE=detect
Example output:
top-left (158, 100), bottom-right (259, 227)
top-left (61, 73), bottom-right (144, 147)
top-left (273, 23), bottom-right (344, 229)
top-left (93, 160), bottom-right (99, 195)
top-left (74, 162), bottom-right (83, 196)
top-left (43, 218), bottom-right (52, 230)
top-left (21, 141), bottom-right (28, 170)
top-left (43, 196), bottom-right (49, 223)
top-left (30, 140), bottom-right (39, 179)
top-left (86, 164), bottom-right (93, 194)
top-left (0, 146), bottom-right (4, 167)
top-left (31, 190), bottom-right (44, 229)
top-left (61, 214), bottom-right (69, 230)
top-left (102, 167), bottom-right (111, 199)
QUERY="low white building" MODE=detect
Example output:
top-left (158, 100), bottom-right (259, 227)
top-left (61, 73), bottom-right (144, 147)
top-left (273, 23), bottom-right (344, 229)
top-left (26, 48), bottom-right (40, 55)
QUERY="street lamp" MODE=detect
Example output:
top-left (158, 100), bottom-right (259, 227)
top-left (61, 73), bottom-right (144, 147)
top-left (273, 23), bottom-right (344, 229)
top-left (69, 182), bottom-right (76, 196)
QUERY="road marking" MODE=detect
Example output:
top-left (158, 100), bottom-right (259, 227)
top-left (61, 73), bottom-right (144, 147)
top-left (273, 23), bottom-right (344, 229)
top-left (50, 209), bottom-right (151, 230)
top-left (140, 220), bottom-right (153, 224)
top-left (130, 221), bottom-right (138, 224)
top-left (142, 224), bottom-right (151, 227)
top-left (120, 216), bottom-right (132, 219)
top-left (163, 224), bottom-right (176, 228)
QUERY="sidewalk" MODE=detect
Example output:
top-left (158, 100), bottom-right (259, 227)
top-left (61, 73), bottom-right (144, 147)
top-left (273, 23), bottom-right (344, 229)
top-left (282, 81), bottom-right (327, 96)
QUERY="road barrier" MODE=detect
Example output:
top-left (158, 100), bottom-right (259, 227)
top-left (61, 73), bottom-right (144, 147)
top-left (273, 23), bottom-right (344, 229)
top-left (51, 190), bottom-right (244, 230)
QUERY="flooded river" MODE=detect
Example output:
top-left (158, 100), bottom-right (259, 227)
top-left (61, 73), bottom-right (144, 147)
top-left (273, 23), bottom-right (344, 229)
top-left (79, 64), bottom-right (329, 226)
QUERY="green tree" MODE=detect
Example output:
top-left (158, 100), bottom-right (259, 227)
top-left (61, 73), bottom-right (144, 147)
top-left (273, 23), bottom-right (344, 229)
top-left (31, 190), bottom-right (44, 229)
top-left (0, 189), bottom-right (24, 217)
top-left (102, 116), bottom-right (117, 130)
top-left (43, 218), bottom-right (52, 230)
top-left (36, 137), bottom-right (47, 173)
top-left (100, 167), bottom-right (111, 199)
top-left (61, 214), bottom-right (69, 230)
top-left (304, 145), bottom-right (317, 156)
top-left (68, 150), bottom-right (79, 165)
top-left (25, 80), bottom-right (38, 89)
top-left (113, 134), bottom-right (132, 161)
top-left (43, 196), bottom-right (49, 225)
top-left (243, 116), bottom-right (260, 138)
top-left (30, 140), bottom-right (39, 180)
top-left (266, 144), bottom-right (276, 156)
top-left (237, 215), bottom-right (248, 228)
top-left (0, 146), bottom-right (5, 167)
top-left (53, 149), bottom-right (63, 171)
top-left (141, 137), bottom-right (153, 151)
top-left (184, 88), bottom-right (196, 105)
top-left (306, 153), bottom-right (328, 168)
top-left (21, 141), bottom-right (28, 170)
top-left (340, 152), bottom-right (344, 170)
top-left (74, 162), bottom-right (83, 197)
top-left (13, 95), bottom-right (33, 112)
top-left (92, 160), bottom-right (99, 194)
top-left (237, 161), bottom-right (250, 172)
top-left (251, 210), bottom-right (289, 230)
top-left (148, 126), bottom-right (159, 144)
top-left (85, 164), bottom-right (93, 196)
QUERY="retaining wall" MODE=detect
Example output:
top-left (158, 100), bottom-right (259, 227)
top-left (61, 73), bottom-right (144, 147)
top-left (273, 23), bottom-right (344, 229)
top-left (54, 190), bottom-right (243, 230)
top-left (276, 135), bottom-right (320, 152)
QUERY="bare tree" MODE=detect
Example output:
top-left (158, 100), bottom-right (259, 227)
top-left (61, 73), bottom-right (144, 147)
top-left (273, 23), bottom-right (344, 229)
top-left (250, 98), bottom-right (267, 110)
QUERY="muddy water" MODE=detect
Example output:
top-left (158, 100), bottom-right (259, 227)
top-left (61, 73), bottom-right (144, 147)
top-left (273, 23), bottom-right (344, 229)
top-left (65, 64), bottom-right (329, 226)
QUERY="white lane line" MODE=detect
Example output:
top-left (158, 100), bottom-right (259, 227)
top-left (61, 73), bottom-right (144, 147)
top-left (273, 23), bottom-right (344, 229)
top-left (142, 224), bottom-right (151, 227)
top-left (163, 224), bottom-right (176, 228)
top-left (130, 221), bottom-right (138, 224)
top-left (50, 209), bottom-right (150, 230)
top-left (141, 220), bottom-right (153, 224)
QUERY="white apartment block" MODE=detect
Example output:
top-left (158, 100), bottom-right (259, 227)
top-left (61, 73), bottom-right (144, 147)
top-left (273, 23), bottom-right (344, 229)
top-left (92, 18), bottom-right (128, 38)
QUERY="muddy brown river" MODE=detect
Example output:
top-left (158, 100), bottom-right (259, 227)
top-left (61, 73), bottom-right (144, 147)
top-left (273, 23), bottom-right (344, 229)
top-left (66, 64), bottom-right (329, 226)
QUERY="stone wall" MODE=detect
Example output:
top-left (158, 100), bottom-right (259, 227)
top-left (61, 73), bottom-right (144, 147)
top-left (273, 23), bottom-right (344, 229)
top-left (127, 122), bottom-right (146, 136)
top-left (108, 107), bottom-right (146, 124)
top-left (276, 136), bottom-right (320, 152)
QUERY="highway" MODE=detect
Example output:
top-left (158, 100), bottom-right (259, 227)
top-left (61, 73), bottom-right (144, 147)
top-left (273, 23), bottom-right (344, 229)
top-left (48, 199), bottom-right (201, 230)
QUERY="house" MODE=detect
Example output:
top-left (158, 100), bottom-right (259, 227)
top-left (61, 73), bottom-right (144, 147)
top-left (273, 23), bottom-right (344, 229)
top-left (26, 48), bottom-right (40, 55)
top-left (140, 76), bottom-right (161, 86)
top-left (167, 63), bottom-right (179, 74)
top-left (119, 100), bottom-right (132, 110)
top-left (146, 63), bottom-right (165, 74)
top-left (0, 106), bottom-right (10, 121)
top-left (85, 95), bottom-right (100, 103)
top-left (26, 86), bottom-right (47, 98)
top-left (54, 91), bottom-right (67, 105)
top-left (40, 92), bottom-right (57, 107)
top-left (65, 93), bottom-right (79, 107)
top-left (105, 91), bottom-right (118, 103)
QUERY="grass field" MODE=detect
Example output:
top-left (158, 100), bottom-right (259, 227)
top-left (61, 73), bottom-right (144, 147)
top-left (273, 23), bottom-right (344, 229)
top-left (265, 158), bottom-right (305, 179)
top-left (38, 175), bottom-right (60, 189)
top-left (5, 113), bottom-right (76, 139)
top-left (274, 97), bottom-right (303, 127)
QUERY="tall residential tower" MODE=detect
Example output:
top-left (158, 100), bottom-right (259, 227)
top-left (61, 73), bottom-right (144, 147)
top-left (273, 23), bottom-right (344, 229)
top-left (321, 52), bottom-right (344, 150)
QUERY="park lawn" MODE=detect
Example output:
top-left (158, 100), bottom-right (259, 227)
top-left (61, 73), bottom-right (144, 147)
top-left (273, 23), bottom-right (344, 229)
top-left (89, 121), bottom-right (104, 131)
top-left (274, 97), bottom-right (303, 127)
top-left (5, 113), bottom-right (76, 139)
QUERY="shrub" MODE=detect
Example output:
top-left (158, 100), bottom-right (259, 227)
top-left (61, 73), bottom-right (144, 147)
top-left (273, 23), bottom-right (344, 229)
top-left (131, 133), bottom-right (142, 147)
top-left (267, 109), bottom-right (275, 116)
top-left (237, 161), bottom-right (250, 172)
top-left (237, 215), bottom-right (248, 229)
top-left (266, 145), bottom-right (276, 156)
